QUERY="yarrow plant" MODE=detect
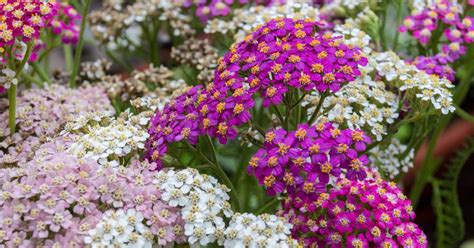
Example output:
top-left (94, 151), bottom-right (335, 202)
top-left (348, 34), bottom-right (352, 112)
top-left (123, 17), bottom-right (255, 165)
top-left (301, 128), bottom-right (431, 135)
top-left (84, 209), bottom-right (155, 247)
top-left (140, 15), bottom-right (445, 247)
top-left (3, 0), bottom-right (474, 246)
top-left (0, 0), bottom-right (83, 140)
top-left (145, 18), bottom-right (368, 166)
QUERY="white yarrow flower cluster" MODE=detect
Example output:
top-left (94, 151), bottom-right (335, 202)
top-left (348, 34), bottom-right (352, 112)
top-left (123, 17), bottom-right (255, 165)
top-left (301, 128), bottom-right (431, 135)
top-left (205, 0), bottom-right (321, 42)
top-left (370, 51), bottom-right (455, 115)
top-left (84, 209), bottom-right (153, 248)
top-left (153, 168), bottom-right (233, 247)
top-left (307, 76), bottom-right (400, 141)
top-left (322, 0), bottom-right (368, 13)
top-left (333, 23), bottom-right (372, 55)
top-left (369, 138), bottom-right (414, 179)
top-left (63, 111), bottom-right (149, 169)
top-left (223, 213), bottom-right (298, 248)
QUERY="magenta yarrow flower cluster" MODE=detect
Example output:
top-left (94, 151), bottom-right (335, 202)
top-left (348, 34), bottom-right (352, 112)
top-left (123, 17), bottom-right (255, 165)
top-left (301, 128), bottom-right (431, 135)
top-left (0, 0), bottom-right (56, 47)
top-left (49, 1), bottom-right (81, 44)
top-left (400, 0), bottom-right (474, 60)
top-left (411, 54), bottom-right (455, 81)
top-left (247, 122), bottom-right (371, 197)
top-left (281, 178), bottom-right (428, 248)
top-left (145, 18), bottom-right (367, 168)
top-left (220, 18), bottom-right (367, 99)
top-left (0, 140), bottom-right (184, 247)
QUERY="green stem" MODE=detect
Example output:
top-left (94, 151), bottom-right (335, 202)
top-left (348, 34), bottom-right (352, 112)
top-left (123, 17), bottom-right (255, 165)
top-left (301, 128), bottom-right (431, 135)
top-left (272, 105), bottom-right (285, 127)
top-left (379, 5), bottom-right (388, 51)
top-left (8, 43), bottom-right (34, 134)
top-left (31, 62), bottom-right (50, 84)
top-left (454, 105), bottom-right (474, 123)
top-left (15, 44), bottom-right (33, 75)
top-left (37, 42), bottom-right (61, 62)
top-left (308, 92), bottom-right (328, 124)
top-left (429, 21), bottom-right (445, 54)
top-left (185, 143), bottom-right (241, 211)
top-left (205, 135), bottom-right (218, 164)
top-left (8, 85), bottom-right (17, 134)
top-left (392, 0), bottom-right (404, 51)
top-left (244, 133), bottom-right (263, 148)
top-left (68, 0), bottom-right (92, 88)
top-left (141, 22), bottom-right (160, 66)
top-left (105, 49), bottom-right (132, 72)
top-left (22, 73), bottom-right (43, 87)
top-left (64, 45), bottom-right (73, 73)
top-left (365, 112), bottom-right (431, 152)
top-left (290, 92), bottom-right (306, 109)
top-left (249, 121), bottom-right (266, 137)
top-left (255, 197), bottom-right (279, 215)
top-left (410, 71), bottom-right (473, 207)
top-left (284, 107), bottom-right (290, 130)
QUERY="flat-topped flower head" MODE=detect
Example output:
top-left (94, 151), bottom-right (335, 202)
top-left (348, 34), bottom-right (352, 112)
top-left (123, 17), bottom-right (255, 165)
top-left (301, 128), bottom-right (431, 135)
top-left (281, 178), bottom-right (427, 247)
top-left (216, 18), bottom-right (367, 98)
top-left (153, 168), bottom-right (233, 246)
top-left (0, 0), bottom-right (56, 47)
top-left (248, 121), bottom-right (371, 199)
top-left (223, 213), bottom-right (298, 247)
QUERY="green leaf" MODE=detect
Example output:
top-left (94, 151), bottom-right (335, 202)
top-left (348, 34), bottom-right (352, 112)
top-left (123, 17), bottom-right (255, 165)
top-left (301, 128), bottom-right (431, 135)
top-left (432, 138), bottom-right (474, 248)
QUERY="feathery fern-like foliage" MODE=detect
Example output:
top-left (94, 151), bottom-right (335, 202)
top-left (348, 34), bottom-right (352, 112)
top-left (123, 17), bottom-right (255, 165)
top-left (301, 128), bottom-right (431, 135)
top-left (432, 138), bottom-right (474, 248)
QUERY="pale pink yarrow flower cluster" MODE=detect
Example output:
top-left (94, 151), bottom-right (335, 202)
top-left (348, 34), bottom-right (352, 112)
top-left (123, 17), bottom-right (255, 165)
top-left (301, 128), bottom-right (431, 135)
top-left (0, 139), bottom-right (183, 247)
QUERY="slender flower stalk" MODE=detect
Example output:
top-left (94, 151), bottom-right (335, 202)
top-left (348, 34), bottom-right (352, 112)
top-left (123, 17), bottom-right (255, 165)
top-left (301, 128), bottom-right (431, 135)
top-left (392, 0), bottom-right (404, 50)
top-left (69, 0), bottom-right (92, 88)
top-left (7, 84), bottom-right (17, 133)
top-left (31, 62), bottom-right (50, 84)
top-left (8, 42), bottom-right (34, 134)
